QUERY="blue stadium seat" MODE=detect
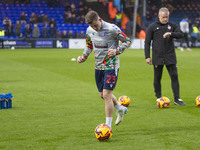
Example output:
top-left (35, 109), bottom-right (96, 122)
top-left (0, 0), bottom-right (90, 39)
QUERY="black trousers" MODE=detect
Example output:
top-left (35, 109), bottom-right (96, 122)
top-left (0, 39), bottom-right (4, 48)
top-left (180, 33), bottom-right (190, 48)
top-left (154, 64), bottom-right (180, 101)
top-left (191, 36), bottom-right (197, 47)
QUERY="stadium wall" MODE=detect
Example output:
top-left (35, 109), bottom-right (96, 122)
top-left (1, 39), bottom-right (200, 49)
top-left (2, 39), bottom-right (145, 49)
top-left (2, 39), bottom-right (69, 49)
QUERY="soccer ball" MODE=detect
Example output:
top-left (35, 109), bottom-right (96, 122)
top-left (157, 97), bottom-right (170, 108)
top-left (94, 124), bottom-right (112, 141)
top-left (118, 96), bottom-right (131, 107)
top-left (195, 96), bottom-right (200, 107)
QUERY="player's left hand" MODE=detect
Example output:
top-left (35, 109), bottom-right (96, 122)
top-left (163, 32), bottom-right (171, 38)
top-left (108, 49), bottom-right (116, 56)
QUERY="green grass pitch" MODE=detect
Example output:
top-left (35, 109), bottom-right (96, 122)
top-left (0, 48), bottom-right (200, 150)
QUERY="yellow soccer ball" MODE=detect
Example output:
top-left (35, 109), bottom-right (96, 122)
top-left (118, 96), bottom-right (131, 107)
top-left (157, 97), bottom-right (170, 108)
top-left (94, 124), bottom-right (112, 141)
top-left (195, 96), bottom-right (200, 107)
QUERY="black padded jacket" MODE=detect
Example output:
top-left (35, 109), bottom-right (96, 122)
top-left (144, 21), bottom-right (183, 65)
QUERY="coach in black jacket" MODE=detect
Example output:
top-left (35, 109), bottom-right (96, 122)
top-left (144, 7), bottom-right (186, 105)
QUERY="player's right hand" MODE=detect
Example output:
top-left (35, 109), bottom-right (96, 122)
top-left (77, 56), bottom-right (84, 63)
top-left (108, 49), bottom-right (116, 56)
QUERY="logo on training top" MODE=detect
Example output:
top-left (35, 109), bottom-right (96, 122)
top-left (94, 43), bottom-right (108, 48)
top-left (168, 25), bottom-right (171, 30)
top-left (104, 32), bottom-right (109, 37)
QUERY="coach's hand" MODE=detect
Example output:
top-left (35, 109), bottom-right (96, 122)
top-left (163, 32), bottom-right (171, 38)
top-left (146, 58), bottom-right (152, 65)
top-left (77, 56), bottom-right (84, 63)
top-left (108, 49), bottom-right (116, 56)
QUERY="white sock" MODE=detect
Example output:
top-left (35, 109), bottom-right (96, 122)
top-left (114, 101), bottom-right (123, 111)
top-left (106, 117), bottom-right (113, 128)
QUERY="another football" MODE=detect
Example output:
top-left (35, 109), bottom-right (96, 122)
top-left (157, 97), bottom-right (170, 108)
top-left (118, 96), bottom-right (131, 107)
top-left (94, 124), bottom-right (112, 141)
top-left (195, 96), bottom-right (200, 107)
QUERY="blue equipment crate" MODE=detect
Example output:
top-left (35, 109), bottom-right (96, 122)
top-left (0, 93), bottom-right (13, 109)
top-left (0, 100), bottom-right (12, 109)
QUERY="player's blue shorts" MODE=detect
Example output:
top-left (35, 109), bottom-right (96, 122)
top-left (95, 69), bottom-right (119, 92)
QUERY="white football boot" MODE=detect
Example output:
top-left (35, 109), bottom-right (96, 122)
top-left (115, 106), bottom-right (128, 125)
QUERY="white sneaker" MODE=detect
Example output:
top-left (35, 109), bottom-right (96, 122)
top-left (180, 47), bottom-right (184, 52)
top-left (115, 107), bottom-right (128, 125)
top-left (174, 99), bottom-right (187, 105)
top-left (187, 48), bottom-right (192, 51)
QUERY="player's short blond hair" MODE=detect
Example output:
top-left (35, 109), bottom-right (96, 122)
top-left (85, 10), bottom-right (99, 24)
top-left (158, 7), bottom-right (170, 15)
